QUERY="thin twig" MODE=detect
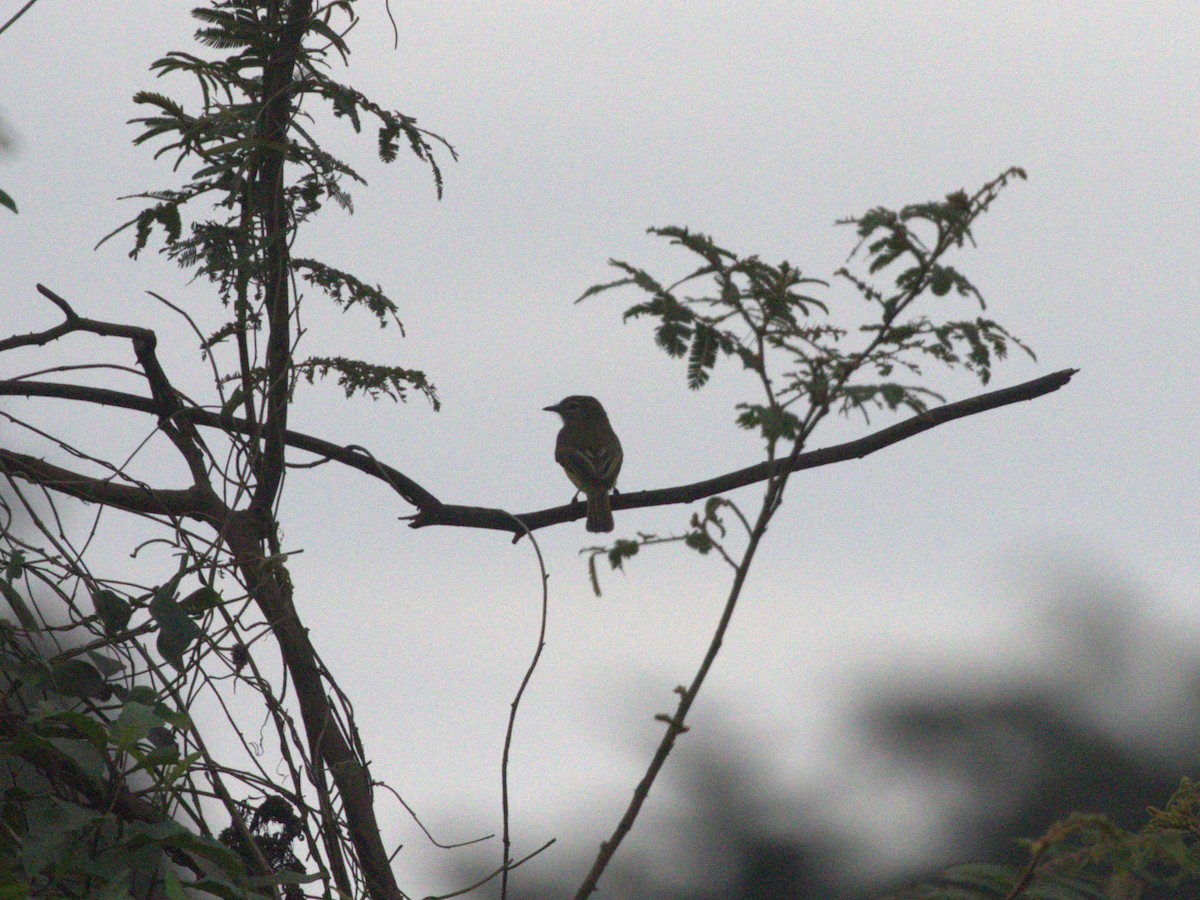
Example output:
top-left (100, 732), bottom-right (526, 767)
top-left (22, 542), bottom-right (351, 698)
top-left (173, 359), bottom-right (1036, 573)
top-left (498, 512), bottom-right (550, 900)
top-left (375, 781), bottom-right (492, 854)
top-left (423, 838), bottom-right (556, 900)
top-left (573, 488), bottom-right (773, 899)
top-left (0, 0), bottom-right (42, 37)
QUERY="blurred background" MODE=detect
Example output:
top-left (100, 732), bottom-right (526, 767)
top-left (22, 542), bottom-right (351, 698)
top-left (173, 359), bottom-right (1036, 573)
top-left (2, 2), bottom-right (1198, 896)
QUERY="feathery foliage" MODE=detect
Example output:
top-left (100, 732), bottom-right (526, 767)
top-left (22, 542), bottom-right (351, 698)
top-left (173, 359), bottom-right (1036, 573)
top-left (579, 168), bottom-right (1036, 590)
top-left (99, 0), bottom-right (453, 407)
top-left (581, 168), bottom-right (1033, 454)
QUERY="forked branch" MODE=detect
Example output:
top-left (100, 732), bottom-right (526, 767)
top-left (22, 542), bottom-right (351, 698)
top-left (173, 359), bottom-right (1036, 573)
top-left (2, 361), bottom-right (1077, 536)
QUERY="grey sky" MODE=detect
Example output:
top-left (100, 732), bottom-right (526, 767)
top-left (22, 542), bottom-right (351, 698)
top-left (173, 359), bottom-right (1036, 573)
top-left (2, 2), bottom-right (1198, 893)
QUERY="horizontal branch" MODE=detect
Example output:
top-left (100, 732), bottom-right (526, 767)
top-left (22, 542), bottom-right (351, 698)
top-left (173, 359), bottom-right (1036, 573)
top-left (0, 449), bottom-right (225, 523)
top-left (0, 284), bottom-right (157, 353)
top-left (0, 368), bottom-right (1077, 536)
top-left (0, 379), bottom-right (441, 511)
top-left (410, 368), bottom-right (1079, 534)
top-left (5, 284), bottom-right (210, 487)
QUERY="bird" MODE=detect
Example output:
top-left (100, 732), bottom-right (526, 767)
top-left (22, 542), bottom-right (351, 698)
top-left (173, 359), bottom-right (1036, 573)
top-left (544, 395), bottom-right (623, 533)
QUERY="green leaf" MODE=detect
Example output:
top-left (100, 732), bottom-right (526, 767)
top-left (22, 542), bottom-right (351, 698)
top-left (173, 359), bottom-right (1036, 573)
top-left (686, 323), bottom-right (719, 389)
top-left (307, 17), bottom-right (350, 57)
top-left (136, 821), bottom-right (246, 873)
top-left (161, 750), bottom-right (204, 788)
top-left (186, 878), bottom-right (258, 900)
top-left (126, 684), bottom-right (161, 705)
top-left (128, 742), bottom-right (181, 775)
top-left (86, 650), bottom-right (125, 677)
top-left (50, 659), bottom-right (110, 700)
top-left (291, 257), bottom-right (401, 326)
top-left (295, 355), bottom-right (439, 408)
top-left (930, 265), bottom-right (952, 296)
top-left (93, 589), bottom-right (133, 635)
top-left (11, 725), bottom-right (107, 796)
top-left (654, 319), bottom-right (692, 357)
top-left (46, 737), bottom-right (107, 784)
top-left (163, 869), bottom-right (188, 900)
top-left (0, 580), bottom-right (38, 631)
top-left (606, 539), bottom-right (641, 573)
top-left (179, 586), bottom-right (222, 616)
top-left (249, 869), bottom-right (322, 887)
top-left (735, 403), bottom-right (800, 441)
top-left (149, 583), bottom-right (201, 670)
top-left (19, 798), bottom-right (98, 875)
top-left (879, 383), bottom-right (907, 409)
top-left (110, 701), bottom-right (165, 751)
top-left (4, 550), bottom-right (25, 581)
top-left (45, 709), bottom-right (108, 746)
top-left (576, 275), bottom-right (637, 303)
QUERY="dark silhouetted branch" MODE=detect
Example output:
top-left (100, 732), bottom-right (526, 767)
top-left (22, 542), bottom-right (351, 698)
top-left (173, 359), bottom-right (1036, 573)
top-left (0, 449), bottom-right (224, 523)
top-left (413, 368), bottom-right (1079, 534)
top-left (1, 370), bottom-right (1076, 538)
top-left (0, 379), bottom-right (441, 511)
top-left (3, 369), bottom-right (1075, 536)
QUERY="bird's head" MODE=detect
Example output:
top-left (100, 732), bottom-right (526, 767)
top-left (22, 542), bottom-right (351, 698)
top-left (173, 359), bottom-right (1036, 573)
top-left (544, 395), bottom-right (609, 424)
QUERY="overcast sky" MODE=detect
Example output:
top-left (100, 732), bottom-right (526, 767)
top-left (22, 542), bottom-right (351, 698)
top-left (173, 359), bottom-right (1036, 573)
top-left (2, 2), bottom-right (1199, 894)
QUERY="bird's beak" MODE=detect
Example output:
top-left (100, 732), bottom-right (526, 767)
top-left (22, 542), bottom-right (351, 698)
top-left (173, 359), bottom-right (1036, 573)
top-left (543, 403), bottom-right (561, 413)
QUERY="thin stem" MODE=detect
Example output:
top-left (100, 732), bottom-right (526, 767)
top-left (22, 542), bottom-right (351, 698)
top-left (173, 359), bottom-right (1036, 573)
top-left (499, 513), bottom-right (550, 900)
top-left (425, 838), bottom-right (556, 900)
top-left (0, 0), bottom-right (42, 37)
top-left (574, 490), bottom-right (775, 899)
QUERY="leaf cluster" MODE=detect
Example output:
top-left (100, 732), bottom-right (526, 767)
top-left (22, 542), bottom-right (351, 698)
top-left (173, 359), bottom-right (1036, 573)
top-left (0, 549), bottom-right (298, 898)
top-left (100, 0), bottom-right (453, 408)
top-left (296, 355), bottom-right (440, 406)
top-left (891, 785), bottom-right (1200, 898)
top-left (220, 796), bottom-right (307, 900)
top-left (580, 169), bottom-right (1035, 453)
top-left (582, 496), bottom-right (748, 595)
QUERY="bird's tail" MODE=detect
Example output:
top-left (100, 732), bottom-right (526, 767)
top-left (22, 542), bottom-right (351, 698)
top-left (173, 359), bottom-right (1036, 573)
top-left (585, 491), bottom-right (614, 533)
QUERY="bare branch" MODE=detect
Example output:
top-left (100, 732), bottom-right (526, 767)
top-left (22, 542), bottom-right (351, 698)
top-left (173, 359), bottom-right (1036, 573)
top-left (0, 284), bottom-right (153, 352)
top-left (425, 839), bottom-right (557, 900)
top-left (0, 449), bottom-right (224, 523)
top-left (2, 369), bottom-right (1076, 540)
top-left (222, 509), bottom-right (398, 900)
top-left (0, 379), bottom-right (441, 510)
top-left (5, 285), bottom-right (213, 485)
top-left (249, 0), bottom-right (311, 521)
top-left (498, 515), bottom-right (550, 900)
top-left (414, 368), bottom-right (1079, 533)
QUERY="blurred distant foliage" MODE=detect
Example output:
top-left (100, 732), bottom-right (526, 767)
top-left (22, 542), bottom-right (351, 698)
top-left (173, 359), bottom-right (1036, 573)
top-left (892, 794), bottom-right (1200, 899)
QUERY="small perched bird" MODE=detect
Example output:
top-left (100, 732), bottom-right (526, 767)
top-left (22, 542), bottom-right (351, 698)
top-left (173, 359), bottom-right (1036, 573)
top-left (544, 395), bottom-right (623, 533)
